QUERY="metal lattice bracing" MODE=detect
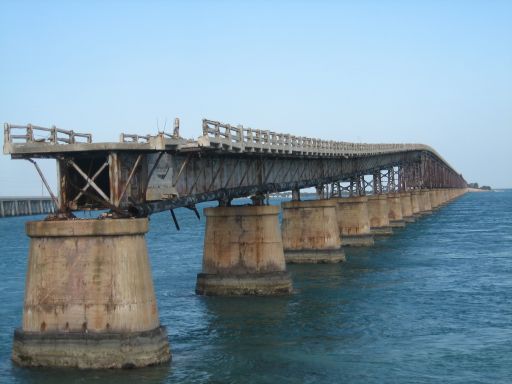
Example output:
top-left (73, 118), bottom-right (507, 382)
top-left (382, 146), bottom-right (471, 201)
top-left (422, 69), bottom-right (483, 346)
top-left (3, 119), bottom-right (467, 218)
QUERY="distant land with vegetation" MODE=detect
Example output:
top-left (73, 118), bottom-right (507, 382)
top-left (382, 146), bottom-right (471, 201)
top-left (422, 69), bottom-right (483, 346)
top-left (467, 183), bottom-right (492, 191)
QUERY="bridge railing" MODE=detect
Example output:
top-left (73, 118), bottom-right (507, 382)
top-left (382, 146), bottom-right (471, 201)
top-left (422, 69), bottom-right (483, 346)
top-left (4, 123), bottom-right (92, 146)
top-left (202, 119), bottom-right (428, 157)
top-left (119, 133), bottom-right (153, 144)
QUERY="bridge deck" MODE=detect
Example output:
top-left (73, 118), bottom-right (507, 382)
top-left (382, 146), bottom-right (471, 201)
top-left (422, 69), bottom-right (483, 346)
top-left (3, 119), bottom-right (466, 217)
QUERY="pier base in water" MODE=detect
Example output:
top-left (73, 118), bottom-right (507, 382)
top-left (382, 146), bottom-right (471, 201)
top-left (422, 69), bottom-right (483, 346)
top-left (339, 233), bottom-right (375, 246)
top-left (281, 199), bottom-right (345, 263)
top-left (367, 195), bottom-right (394, 236)
top-left (410, 190), bottom-right (422, 217)
top-left (12, 219), bottom-right (170, 369)
top-left (196, 205), bottom-right (292, 296)
top-left (400, 192), bottom-right (415, 223)
top-left (370, 226), bottom-right (394, 236)
top-left (419, 190), bottom-right (433, 215)
top-left (335, 196), bottom-right (374, 247)
top-left (387, 193), bottom-right (406, 228)
top-left (13, 326), bottom-right (169, 369)
top-left (196, 271), bottom-right (292, 296)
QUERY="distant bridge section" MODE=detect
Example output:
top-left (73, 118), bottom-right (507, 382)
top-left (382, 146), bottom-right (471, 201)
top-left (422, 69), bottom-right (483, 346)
top-left (3, 119), bottom-right (466, 218)
top-left (0, 197), bottom-right (56, 218)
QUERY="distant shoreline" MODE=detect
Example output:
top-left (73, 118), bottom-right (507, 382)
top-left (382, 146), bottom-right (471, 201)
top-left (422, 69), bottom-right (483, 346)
top-left (467, 188), bottom-right (493, 193)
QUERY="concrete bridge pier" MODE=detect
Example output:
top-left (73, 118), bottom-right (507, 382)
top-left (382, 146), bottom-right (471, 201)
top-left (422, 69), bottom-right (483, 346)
top-left (387, 193), bottom-right (406, 228)
top-left (335, 196), bottom-right (374, 246)
top-left (429, 190), bottom-right (441, 210)
top-left (437, 189), bottom-right (446, 207)
top-left (440, 189), bottom-right (449, 203)
top-left (367, 195), bottom-right (393, 236)
top-left (419, 190), bottom-right (433, 214)
top-left (410, 190), bottom-right (422, 218)
top-left (281, 199), bottom-right (346, 263)
top-left (439, 189), bottom-right (449, 205)
top-left (196, 205), bottom-right (292, 295)
top-left (12, 219), bottom-right (171, 369)
top-left (436, 189), bottom-right (444, 206)
top-left (399, 192), bottom-right (415, 223)
top-left (452, 188), bottom-right (466, 201)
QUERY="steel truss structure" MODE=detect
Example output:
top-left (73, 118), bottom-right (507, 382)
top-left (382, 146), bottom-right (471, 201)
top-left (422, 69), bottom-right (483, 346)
top-left (3, 119), bottom-right (466, 218)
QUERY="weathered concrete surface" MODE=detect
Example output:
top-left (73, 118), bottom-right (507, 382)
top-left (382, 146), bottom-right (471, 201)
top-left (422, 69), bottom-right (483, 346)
top-left (387, 193), bottom-right (405, 228)
top-left (335, 196), bottom-right (374, 246)
top-left (419, 190), bottom-right (433, 214)
top-left (439, 189), bottom-right (449, 205)
top-left (12, 326), bottom-right (170, 369)
top-left (196, 271), bottom-right (292, 296)
top-left (400, 192), bottom-right (415, 223)
top-left (12, 218), bottom-right (170, 368)
top-left (196, 205), bottom-right (292, 295)
top-left (429, 190), bottom-right (440, 210)
top-left (281, 199), bottom-right (345, 263)
top-left (410, 190), bottom-right (422, 217)
top-left (367, 195), bottom-right (393, 236)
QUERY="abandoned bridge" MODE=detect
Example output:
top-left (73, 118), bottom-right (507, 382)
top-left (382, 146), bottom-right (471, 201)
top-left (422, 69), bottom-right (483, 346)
top-left (3, 119), bottom-right (467, 369)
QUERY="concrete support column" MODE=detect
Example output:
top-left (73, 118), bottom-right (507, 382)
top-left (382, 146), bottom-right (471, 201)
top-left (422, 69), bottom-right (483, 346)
top-left (440, 189), bottom-right (448, 205)
top-left (400, 192), bottom-right (415, 222)
top-left (446, 189), bottom-right (453, 202)
top-left (281, 199), bottom-right (345, 263)
top-left (419, 190), bottom-right (433, 214)
top-left (387, 193), bottom-right (405, 228)
top-left (12, 218), bottom-right (170, 369)
top-left (439, 190), bottom-right (446, 204)
top-left (196, 205), bottom-right (292, 295)
top-left (335, 196), bottom-right (374, 246)
top-left (439, 190), bottom-right (448, 205)
top-left (410, 190), bottom-right (422, 217)
top-left (429, 190), bottom-right (440, 210)
top-left (367, 195), bottom-right (393, 236)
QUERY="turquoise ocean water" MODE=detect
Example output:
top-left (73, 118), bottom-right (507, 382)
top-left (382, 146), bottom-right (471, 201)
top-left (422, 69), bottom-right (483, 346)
top-left (0, 191), bottom-right (511, 383)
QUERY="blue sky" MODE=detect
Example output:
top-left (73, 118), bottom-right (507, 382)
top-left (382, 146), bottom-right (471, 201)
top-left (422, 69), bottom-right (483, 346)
top-left (1, 0), bottom-right (511, 194)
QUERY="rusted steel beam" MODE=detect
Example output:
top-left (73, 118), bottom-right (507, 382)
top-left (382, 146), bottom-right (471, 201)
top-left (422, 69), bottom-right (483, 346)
top-left (68, 159), bottom-right (110, 203)
top-left (27, 159), bottom-right (60, 209)
top-left (118, 154), bottom-right (143, 204)
top-left (4, 119), bottom-right (467, 218)
top-left (71, 161), bottom-right (109, 203)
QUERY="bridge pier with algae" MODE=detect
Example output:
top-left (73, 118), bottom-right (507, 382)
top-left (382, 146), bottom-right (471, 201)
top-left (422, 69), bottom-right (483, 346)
top-left (429, 190), bottom-right (441, 210)
top-left (439, 189), bottom-right (450, 206)
top-left (387, 193), bottom-right (406, 228)
top-left (281, 199), bottom-right (346, 263)
top-left (410, 190), bottom-right (422, 218)
top-left (12, 218), bottom-right (171, 369)
top-left (367, 195), bottom-right (393, 236)
top-left (196, 205), bottom-right (292, 296)
top-left (335, 196), bottom-right (374, 247)
top-left (400, 192), bottom-right (415, 223)
top-left (419, 190), bottom-right (433, 215)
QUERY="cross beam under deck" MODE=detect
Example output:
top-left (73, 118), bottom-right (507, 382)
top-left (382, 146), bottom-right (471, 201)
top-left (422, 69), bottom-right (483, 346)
top-left (3, 120), bottom-right (467, 218)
